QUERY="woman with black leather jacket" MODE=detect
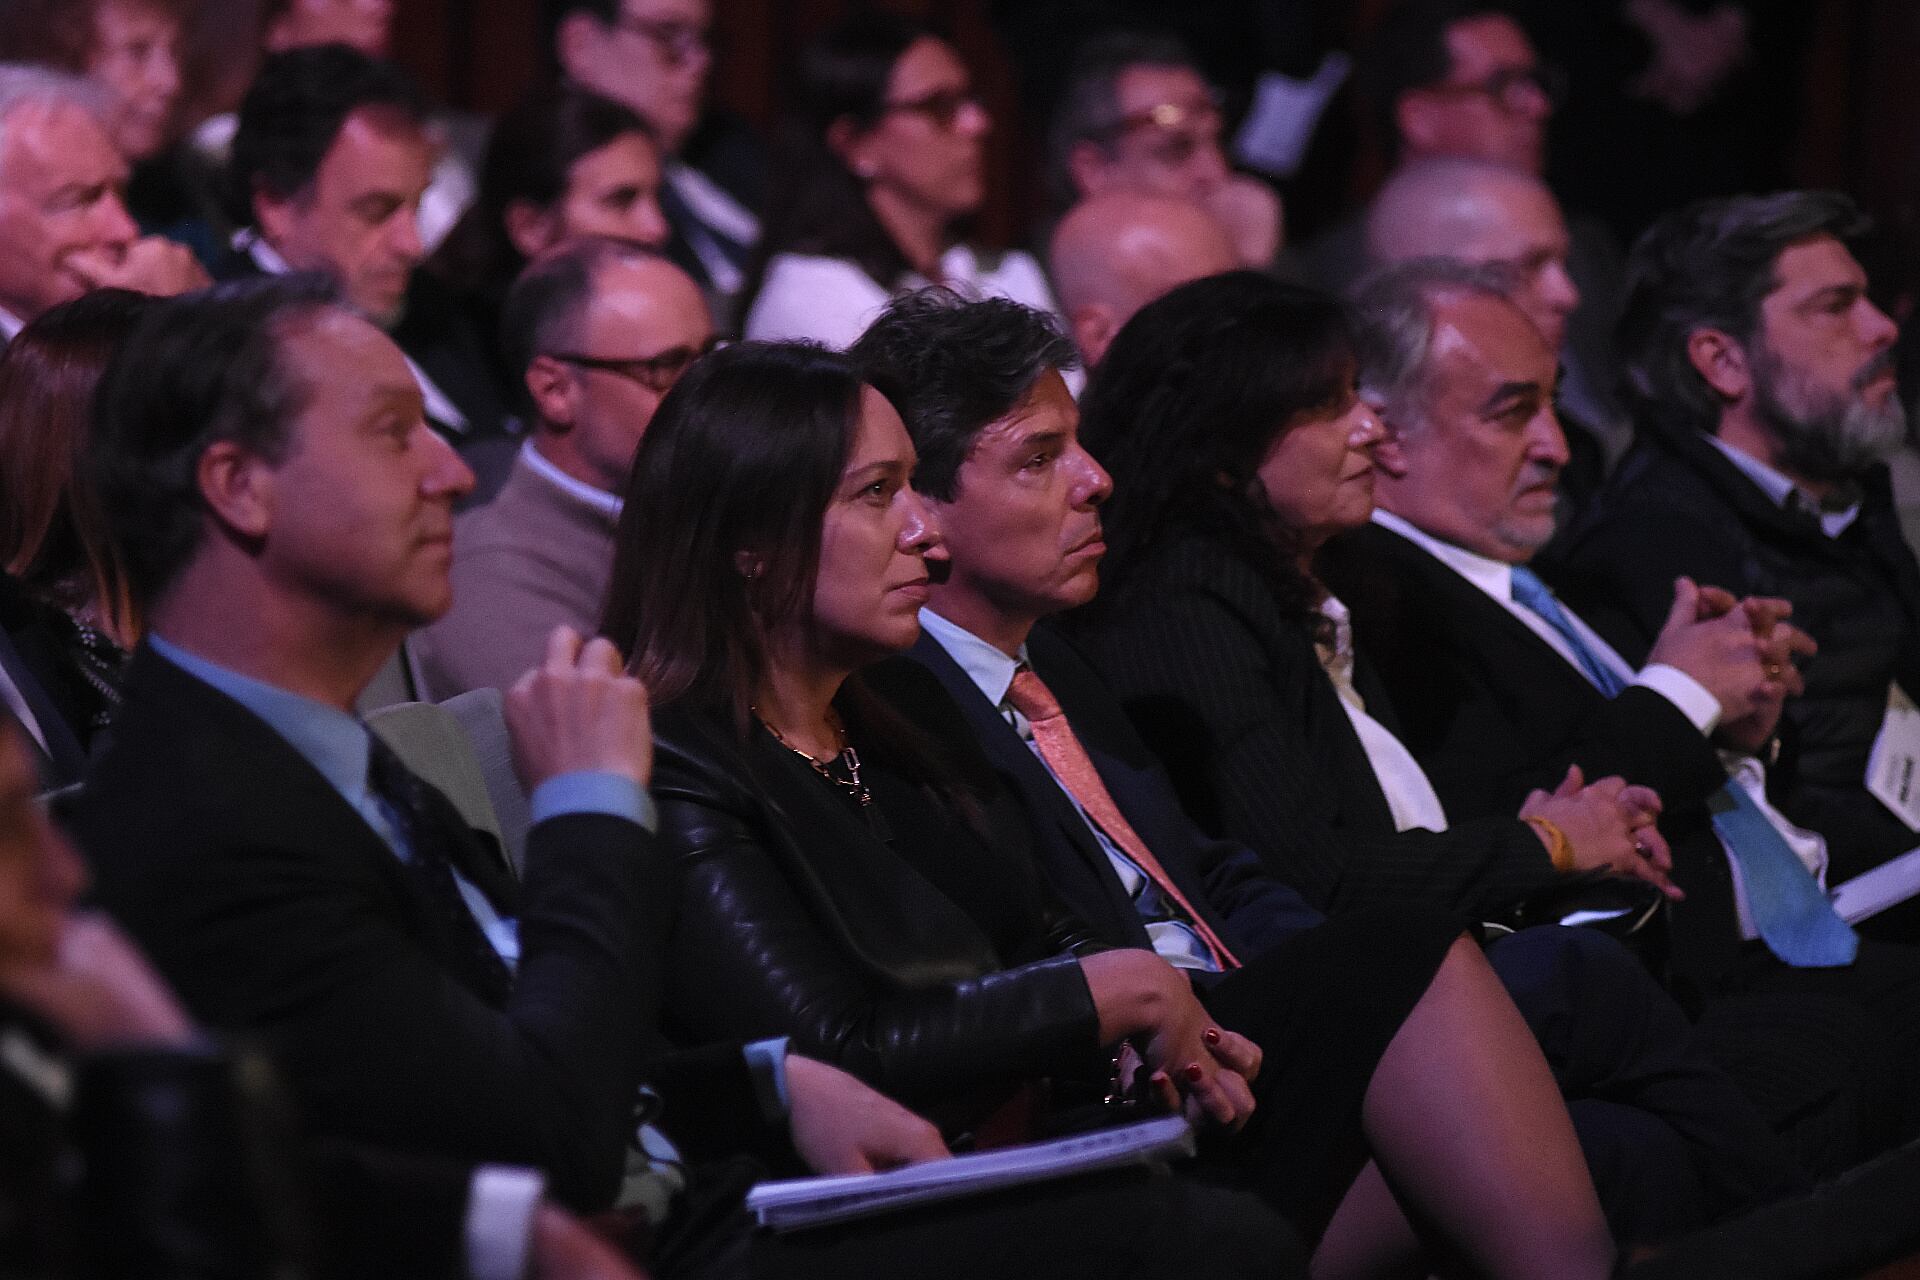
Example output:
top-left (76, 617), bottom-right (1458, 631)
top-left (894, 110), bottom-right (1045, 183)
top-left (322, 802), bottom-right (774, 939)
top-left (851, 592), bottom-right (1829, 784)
top-left (602, 338), bottom-right (1614, 1278)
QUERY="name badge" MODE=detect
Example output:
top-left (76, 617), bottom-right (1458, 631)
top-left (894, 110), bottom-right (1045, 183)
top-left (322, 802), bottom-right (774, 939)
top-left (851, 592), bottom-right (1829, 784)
top-left (1867, 682), bottom-right (1920, 831)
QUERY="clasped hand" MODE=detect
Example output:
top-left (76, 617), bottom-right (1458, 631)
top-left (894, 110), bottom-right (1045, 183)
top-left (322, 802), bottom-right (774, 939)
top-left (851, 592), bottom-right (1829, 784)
top-left (1645, 577), bottom-right (1815, 753)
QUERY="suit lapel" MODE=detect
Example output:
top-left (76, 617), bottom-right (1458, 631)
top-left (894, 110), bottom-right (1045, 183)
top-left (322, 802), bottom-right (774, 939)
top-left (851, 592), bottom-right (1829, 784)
top-left (119, 650), bottom-right (505, 999)
top-left (907, 634), bottom-right (1150, 947)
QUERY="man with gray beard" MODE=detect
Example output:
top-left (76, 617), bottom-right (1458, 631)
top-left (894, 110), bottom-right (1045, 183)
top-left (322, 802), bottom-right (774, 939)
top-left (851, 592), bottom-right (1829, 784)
top-left (1553, 191), bottom-right (1920, 931)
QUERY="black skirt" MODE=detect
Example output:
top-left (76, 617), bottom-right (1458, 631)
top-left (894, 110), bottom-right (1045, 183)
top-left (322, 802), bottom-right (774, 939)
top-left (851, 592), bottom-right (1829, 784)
top-left (1195, 905), bottom-right (1468, 1245)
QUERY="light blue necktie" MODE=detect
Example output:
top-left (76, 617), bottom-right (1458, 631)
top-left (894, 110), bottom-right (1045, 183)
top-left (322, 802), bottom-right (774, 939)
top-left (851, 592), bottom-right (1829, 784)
top-left (1507, 566), bottom-right (1858, 967)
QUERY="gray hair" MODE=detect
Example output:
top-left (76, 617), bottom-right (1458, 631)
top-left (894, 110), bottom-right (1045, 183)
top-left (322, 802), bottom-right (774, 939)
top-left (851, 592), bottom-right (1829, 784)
top-left (1349, 255), bottom-right (1517, 430)
top-left (0, 64), bottom-right (107, 177)
top-left (1045, 31), bottom-right (1203, 215)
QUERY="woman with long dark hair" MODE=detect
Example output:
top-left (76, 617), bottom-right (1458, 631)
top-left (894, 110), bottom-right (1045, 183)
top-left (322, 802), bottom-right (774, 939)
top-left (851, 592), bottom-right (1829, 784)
top-left (0, 288), bottom-right (154, 744)
top-left (1070, 271), bottom-right (1675, 923)
top-left (604, 339), bottom-right (1616, 1277)
top-left (428, 85), bottom-right (669, 367)
top-left (738, 15), bottom-right (1060, 348)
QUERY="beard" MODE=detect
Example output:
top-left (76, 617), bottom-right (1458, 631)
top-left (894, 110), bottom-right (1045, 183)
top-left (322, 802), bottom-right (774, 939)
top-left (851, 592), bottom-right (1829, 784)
top-left (1752, 343), bottom-right (1908, 482)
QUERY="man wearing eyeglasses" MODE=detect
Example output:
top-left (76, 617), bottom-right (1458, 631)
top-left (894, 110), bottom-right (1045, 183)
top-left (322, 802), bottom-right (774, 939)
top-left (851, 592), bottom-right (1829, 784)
top-left (551, 0), bottom-right (765, 328)
top-left (1047, 31), bottom-right (1281, 270)
top-left (415, 237), bottom-right (714, 699)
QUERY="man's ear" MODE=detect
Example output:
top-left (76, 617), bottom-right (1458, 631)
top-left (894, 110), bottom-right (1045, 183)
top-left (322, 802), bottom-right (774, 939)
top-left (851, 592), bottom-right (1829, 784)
top-left (826, 115), bottom-right (877, 180)
top-left (1686, 327), bottom-right (1751, 402)
top-left (525, 354), bottom-right (576, 432)
top-left (504, 200), bottom-right (561, 262)
top-left (1066, 141), bottom-right (1111, 199)
top-left (554, 12), bottom-right (607, 85)
top-left (252, 183), bottom-right (298, 251)
top-left (1394, 92), bottom-right (1437, 156)
top-left (1070, 303), bottom-right (1116, 370)
top-left (197, 440), bottom-right (275, 540)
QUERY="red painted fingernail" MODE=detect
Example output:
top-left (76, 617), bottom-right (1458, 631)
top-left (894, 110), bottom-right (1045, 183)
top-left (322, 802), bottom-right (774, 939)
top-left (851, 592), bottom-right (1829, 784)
top-left (1183, 1063), bottom-right (1205, 1083)
top-left (1203, 1027), bottom-right (1222, 1047)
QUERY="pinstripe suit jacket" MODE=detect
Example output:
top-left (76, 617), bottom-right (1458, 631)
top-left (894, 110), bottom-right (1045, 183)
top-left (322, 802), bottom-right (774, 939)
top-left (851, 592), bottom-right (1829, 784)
top-left (1069, 531), bottom-right (1564, 920)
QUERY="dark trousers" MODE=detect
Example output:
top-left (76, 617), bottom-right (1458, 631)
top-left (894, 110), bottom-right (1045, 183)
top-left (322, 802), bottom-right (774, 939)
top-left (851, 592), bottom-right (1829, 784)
top-left (1487, 927), bottom-right (1806, 1241)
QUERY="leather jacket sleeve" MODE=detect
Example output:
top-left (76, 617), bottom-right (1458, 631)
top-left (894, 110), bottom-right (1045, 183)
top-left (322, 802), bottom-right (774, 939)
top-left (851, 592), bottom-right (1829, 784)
top-left (652, 710), bottom-right (1106, 1110)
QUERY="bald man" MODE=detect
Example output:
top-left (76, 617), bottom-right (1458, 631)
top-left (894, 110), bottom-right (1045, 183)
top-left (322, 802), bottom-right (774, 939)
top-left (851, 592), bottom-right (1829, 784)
top-left (1049, 191), bottom-right (1238, 369)
top-left (1364, 158), bottom-right (1627, 524)
top-left (415, 238), bottom-right (713, 697)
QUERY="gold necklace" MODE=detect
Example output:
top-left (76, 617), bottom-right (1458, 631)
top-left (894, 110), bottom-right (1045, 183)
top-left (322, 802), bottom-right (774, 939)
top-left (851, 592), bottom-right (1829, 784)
top-left (752, 706), bottom-right (875, 809)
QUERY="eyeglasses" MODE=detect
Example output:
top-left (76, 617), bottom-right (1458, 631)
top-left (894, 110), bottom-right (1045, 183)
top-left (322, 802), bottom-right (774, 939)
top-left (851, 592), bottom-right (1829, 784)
top-left (545, 336), bottom-right (723, 392)
top-left (882, 86), bottom-right (983, 131)
top-left (1095, 95), bottom-right (1225, 141)
top-left (1426, 63), bottom-right (1567, 112)
top-left (614, 15), bottom-right (710, 67)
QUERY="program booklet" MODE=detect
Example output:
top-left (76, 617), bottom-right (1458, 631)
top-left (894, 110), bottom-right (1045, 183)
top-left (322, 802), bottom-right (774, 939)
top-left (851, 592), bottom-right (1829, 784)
top-left (746, 1114), bottom-right (1196, 1232)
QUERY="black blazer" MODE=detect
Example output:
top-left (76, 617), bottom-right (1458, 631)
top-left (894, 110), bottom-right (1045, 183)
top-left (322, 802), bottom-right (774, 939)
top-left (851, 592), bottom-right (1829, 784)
top-left (1316, 521), bottom-right (1744, 982)
top-left (649, 660), bottom-right (1106, 1120)
top-left (1071, 534), bottom-right (1565, 919)
top-left (1555, 428), bottom-right (1920, 882)
top-left (903, 626), bottom-right (1322, 960)
top-left (65, 645), bottom-right (763, 1211)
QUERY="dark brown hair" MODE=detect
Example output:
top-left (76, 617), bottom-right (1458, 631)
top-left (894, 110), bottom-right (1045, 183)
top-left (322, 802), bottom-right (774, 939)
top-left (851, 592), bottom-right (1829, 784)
top-left (601, 340), bottom-right (862, 725)
top-left (0, 288), bottom-right (153, 640)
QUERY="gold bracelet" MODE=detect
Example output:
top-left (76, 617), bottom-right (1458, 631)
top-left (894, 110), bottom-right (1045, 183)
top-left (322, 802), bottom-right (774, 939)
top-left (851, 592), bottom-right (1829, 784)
top-left (1524, 816), bottom-right (1576, 873)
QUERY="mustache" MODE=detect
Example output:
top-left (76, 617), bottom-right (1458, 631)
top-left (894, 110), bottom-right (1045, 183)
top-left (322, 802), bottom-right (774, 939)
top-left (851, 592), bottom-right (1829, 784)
top-left (1853, 349), bottom-right (1898, 392)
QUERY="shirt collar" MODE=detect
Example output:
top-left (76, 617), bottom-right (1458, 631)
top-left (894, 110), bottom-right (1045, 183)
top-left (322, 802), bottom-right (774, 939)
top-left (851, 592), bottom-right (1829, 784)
top-left (233, 227), bottom-right (292, 277)
top-left (0, 307), bottom-right (23, 343)
top-left (520, 439), bottom-right (623, 520)
top-left (1702, 433), bottom-right (1859, 537)
top-left (918, 608), bottom-right (1028, 707)
top-left (148, 633), bottom-right (373, 808)
top-left (1370, 508), bottom-right (1517, 604)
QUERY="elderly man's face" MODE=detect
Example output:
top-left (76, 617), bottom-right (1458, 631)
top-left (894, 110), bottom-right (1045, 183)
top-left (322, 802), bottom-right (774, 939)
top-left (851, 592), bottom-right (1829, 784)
top-left (1399, 15), bottom-right (1553, 175)
top-left (1743, 234), bottom-right (1904, 480)
top-left (255, 107), bottom-right (432, 329)
top-left (1380, 291), bottom-right (1568, 563)
top-left (0, 102), bottom-right (138, 323)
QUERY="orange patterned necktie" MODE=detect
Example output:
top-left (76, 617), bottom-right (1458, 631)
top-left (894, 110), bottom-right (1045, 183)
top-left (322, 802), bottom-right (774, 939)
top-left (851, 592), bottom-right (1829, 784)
top-left (1005, 667), bottom-right (1240, 970)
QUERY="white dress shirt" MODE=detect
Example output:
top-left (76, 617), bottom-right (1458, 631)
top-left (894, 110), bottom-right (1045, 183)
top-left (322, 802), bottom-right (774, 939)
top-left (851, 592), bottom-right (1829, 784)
top-left (1314, 594), bottom-right (1449, 834)
top-left (1703, 434), bottom-right (1860, 538)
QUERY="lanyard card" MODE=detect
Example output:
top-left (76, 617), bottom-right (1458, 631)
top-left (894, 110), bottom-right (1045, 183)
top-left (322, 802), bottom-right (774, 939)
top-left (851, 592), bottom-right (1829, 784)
top-left (1867, 682), bottom-right (1920, 832)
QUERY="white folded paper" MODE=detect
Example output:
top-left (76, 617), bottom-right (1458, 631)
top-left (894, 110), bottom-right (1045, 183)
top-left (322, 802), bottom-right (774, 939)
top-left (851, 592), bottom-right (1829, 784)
top-left (746, 1115), bottom-right (1195, 1232)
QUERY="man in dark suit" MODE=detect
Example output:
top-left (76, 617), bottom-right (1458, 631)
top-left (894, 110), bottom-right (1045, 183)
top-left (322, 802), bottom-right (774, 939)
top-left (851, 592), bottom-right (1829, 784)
top-left (0, 702), bottom-right (643, 1278)
top-left (851, 287), bottom-right (1805, 1239)
top-left (63, 277), bottom-right (1302, 1278)
top-left (1321, 256), bottom-right (1920, 1171)
top-left (1554, 191), bottom-right (1920, 930)
top-left (218, 46), bottom-right (512, 460)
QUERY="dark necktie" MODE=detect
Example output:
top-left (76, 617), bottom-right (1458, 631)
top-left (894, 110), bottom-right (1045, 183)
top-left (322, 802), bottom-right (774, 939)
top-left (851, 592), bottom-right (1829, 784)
top-left (364, 734), bottom-right (519, 1001)
top-left (1507, 566), bottom-right (1858, 967)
